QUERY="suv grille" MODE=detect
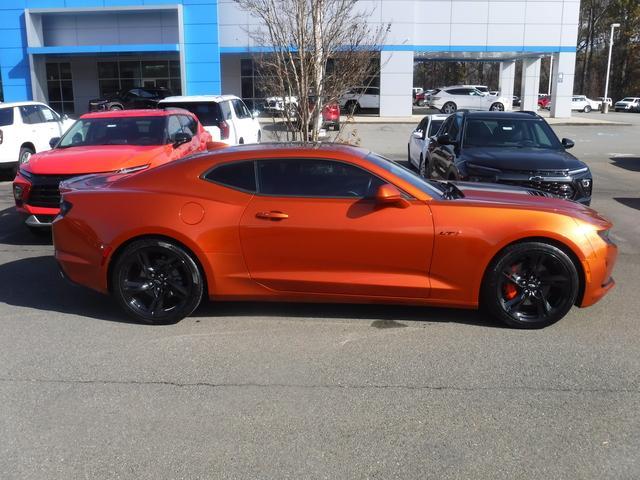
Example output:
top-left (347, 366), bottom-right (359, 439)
top-left (501, 180), bottom-right (575, 199)
top-left (27, 174), bottom-right (76, 208)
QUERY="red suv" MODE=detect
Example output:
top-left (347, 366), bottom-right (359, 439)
top-left (13, 109), bottom-right (211, 233)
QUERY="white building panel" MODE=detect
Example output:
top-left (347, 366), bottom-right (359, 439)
top-left (451, 1), bottom-right (489, 24)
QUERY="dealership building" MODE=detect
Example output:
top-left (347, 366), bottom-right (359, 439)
top-left (0, 0), bottom-right (579, 117)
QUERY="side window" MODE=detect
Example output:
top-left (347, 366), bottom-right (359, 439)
top-left (448, 115), bottom-right (462, 140)
top-left (38, 105), bottom-right (60, 123)
top-left (166, 115), bottom-right (183, 141)
top-left (232, 99), bottom-right (252, 119)
top-left (204, 161), bottom-right (256, 192)
top-left (439, 116), bottom-right (453, 137)
top-left (0, 108), bottom-right (15, 127)
top-left (257, 159), bottom-right (385, 198)
top-left (19, 105), bottom-right (45, 124)
top-left (179, 115), bottom-right (197, 136)
top-left (220, 101), bottom-right (233, 121)
top-left (365, 87), bottom-right (379, 96)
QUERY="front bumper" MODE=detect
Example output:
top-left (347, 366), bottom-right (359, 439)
top-left (580, 235), bottom-right (618, 307)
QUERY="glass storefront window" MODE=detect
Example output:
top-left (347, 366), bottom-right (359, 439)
top-left (46, 62), bottom-right (74, 114)
top-left (97, 59), bottom-right (181, 97)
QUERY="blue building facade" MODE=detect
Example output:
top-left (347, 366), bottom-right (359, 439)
top-left (0, 0), bottom-right (220, 113)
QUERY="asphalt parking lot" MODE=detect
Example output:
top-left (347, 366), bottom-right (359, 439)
top-left (1, 112), bottom-right (639, 479)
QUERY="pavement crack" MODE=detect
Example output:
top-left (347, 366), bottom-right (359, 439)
top-left (0, 377), bottom-right (637, 394)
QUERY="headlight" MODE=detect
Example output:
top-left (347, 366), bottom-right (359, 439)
top-left (568, 167), bottom-right (589, 175)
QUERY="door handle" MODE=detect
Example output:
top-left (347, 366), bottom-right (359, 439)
top-left (256, 211), bottom-right (289, 220)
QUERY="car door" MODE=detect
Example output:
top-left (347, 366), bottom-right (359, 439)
top-left (430, 115), bottom-right (461, 179)
top-left (231, 99), bottom-right (256, 143)
top-left (239, 158), bottom-right (434, 298)
top-left (409, 117), bottom-right (428, 168)
top-left (19, 105), bottom-right (55, 152)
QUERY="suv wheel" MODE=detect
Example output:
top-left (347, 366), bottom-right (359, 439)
top-left (490, 102), bottom-right (505, 111)
top-left (345, 101), bottom-right (359, 115)
top-left (583, 105), bottom-right (592, 113)
top-left (442, 102), bottom-right (457, 114)
top-left (18, 146), bottom-right (34, 166)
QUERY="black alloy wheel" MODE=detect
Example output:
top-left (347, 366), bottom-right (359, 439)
top-left (112, 239), bottom-right (204, 324)
top-left (482, 242), bottom-right (579, 328)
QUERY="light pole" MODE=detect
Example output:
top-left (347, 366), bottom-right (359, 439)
top-left (602, 22), bottom-right (620, 114)
top-left (547, 54), bottom-right (553, 96)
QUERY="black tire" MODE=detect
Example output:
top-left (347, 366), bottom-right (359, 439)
top-left (481, 242), bottom-right (579, 329)
top-left (441, 102), bottom-right (457, 114)
top-left (417, 99), bottom-right (425, 107)
top-left (345, 101), bottom-right (359, 115)
top-left (490, 102), bottom-right (505, 111)
top-left (583, 105), bottom-right (592, 113)
top-left (18, 146), bottom-right (34, 166)
top-left (418, 154), bottom-right (426, 177)
top-left (109, 105), bottom-right (123, 111)
top-left (111, 238), bottom-right (204, 324)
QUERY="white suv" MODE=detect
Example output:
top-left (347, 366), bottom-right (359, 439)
top-left (429, 87), bottom-right (509, 114)
top-left (571, 95), bottom-right (600, 113)
top-left (0, 101), bottom-right (74, 176)
top-left (614, 97), bottom-right (640, 112)
top-left (339, 87), bottom-right (380, 114)
top-left (159, 95), bottom-right (261, 145)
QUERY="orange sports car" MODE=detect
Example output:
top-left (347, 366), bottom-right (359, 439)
top-left (52, 144), bottom-right (617, 328)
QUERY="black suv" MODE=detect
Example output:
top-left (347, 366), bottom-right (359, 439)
top-left (88, 87), bottom-right (171, 112)
top-left (425, 111), bottom-right (592, 205)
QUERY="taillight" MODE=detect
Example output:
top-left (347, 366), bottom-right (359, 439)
top-left (219, 120), bottom-right (229, 140)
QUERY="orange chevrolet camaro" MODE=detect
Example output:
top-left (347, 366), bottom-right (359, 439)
top-left (52, 144), bottom-right (617, 328)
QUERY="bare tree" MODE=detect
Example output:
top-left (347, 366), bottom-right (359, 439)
top-left (234, 0), bottom-right (388, 142)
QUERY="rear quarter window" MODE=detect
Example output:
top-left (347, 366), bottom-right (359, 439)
top-left (204, 161), bottom-right (256, 193)
top-left (0, 108), bottom-right (14, 126)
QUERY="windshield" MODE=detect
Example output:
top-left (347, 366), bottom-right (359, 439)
top-left (366, 153), bottom-right (444, 197)
top-left (621, 98), bottom-right (636, 102)
top-left (58, 116), bottom-right (167, 148)
top-left (463, 118), bottom-right (562, 149)
top-left (161, 102), bottom-right (222, 126)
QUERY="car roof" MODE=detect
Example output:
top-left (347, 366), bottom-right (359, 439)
top-left (159, 95), bottom-right (240, 103)
top-left (205, 142), bottom-right (371, 159)
top-left (460, 111), bottom-right (542, 120)
top-left (80, 109), bottom-right (178, 119)
top-left (0, 101), bottom-right (49, 109)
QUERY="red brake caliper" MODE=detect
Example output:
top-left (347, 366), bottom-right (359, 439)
top-left (503, 265), bottom-right (519, 300)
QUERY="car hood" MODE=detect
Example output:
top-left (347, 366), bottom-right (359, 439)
top-left (24, 145), bottom-right (170, 175)
top-left (451, 182), bottom-right (611, 228)
top-left (461, 147), bottom-right (585, 171)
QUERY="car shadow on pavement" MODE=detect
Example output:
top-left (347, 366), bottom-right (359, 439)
top-left (0, 255), bottom-right (504, 328)
top-left (614, 197), bottom-right (640, 211)
top-left (610, 156), bottom-right (640, 172)
top-left (194, 301), bottom-right (504, 329)
top-left (0, 255), bottom-right (126, 323)
top-left (0, 207), bottom-right (52, 246)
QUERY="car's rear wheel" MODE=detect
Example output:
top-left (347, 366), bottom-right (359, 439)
top-left (417, 99), bottom-right (425, 107)
top-left (18, 146), bottom-right (34, 166)
top-left (442, 102), bottom-right (457, 114)
top-left (109, 105), bottom-right (123, 111)
top-left (112, 239), bottom-right (204, 324)
top-left (482, 242), bottom-right (579, 328)
top-left (583, 105), bottom-right (592, 113)
top-left (490, 102), bottom-right (505, 111)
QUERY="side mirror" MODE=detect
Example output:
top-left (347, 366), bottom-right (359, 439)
top-left (412, 130), bottom-right (422, 139)
top-left (375, 184), bottom-right (410, 208)
top-left (561, 138), bottom-right (575, 149)
top-left (252, 110), bottom-right (260, 119)
top-left (61, 114), bottom-right (69, 121)
top-left (437, 134), bottom-right (455, 146)
top-left (173, 132), bottom-right (192, 148)
top-left (49, 137), bottom-right (60, 149)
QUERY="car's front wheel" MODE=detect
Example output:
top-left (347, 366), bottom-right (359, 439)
top-left (583, 105), bottom-right (592, 113)
top-left (18, 146), bottom-right (34, 166)
top-left (490, 102), bottom-right (505, 111)
top-left (482, 242), bottom-right (579, 328)
top-left (441, 102), bottom-right (457, 114)
top-left (112, 238), bottom-right (204, 324)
